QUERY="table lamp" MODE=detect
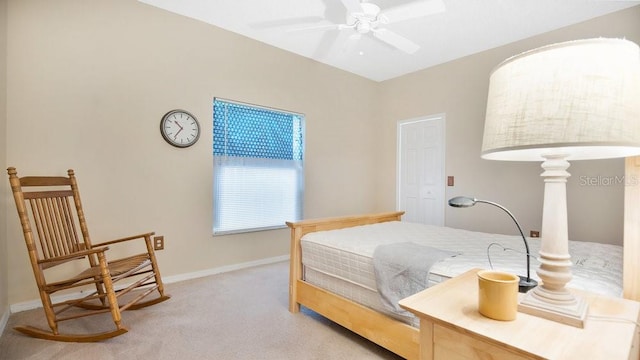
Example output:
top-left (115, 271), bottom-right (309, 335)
top-left (481, 38), bottom-right (640, 327)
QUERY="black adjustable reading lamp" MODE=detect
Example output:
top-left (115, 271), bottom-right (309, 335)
top-left (448, 196), bottom-right (538, 293)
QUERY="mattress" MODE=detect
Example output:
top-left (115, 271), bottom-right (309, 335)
top-left (301, 221), bottom-right (623, 325)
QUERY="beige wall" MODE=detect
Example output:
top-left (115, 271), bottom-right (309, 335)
top-left (0, 0), bottom-right (8, 319)
top-left (4, 0), bottom-right (379, 304)
top-left (2, 0), bottom-right (638, 306)
top-left (377, 5), bottom-right (640, 245)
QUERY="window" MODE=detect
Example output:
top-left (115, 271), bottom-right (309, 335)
top-left (213, 98), bottom-right (304, 235)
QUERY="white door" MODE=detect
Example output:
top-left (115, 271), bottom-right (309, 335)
top-left (397, 115), bottom-right (445, 225)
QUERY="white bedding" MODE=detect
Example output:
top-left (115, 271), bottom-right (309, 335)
top-left (300, 221), bottom-right (623, 325)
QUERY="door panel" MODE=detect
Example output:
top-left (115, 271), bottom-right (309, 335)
top-left (398, 116), bottom-right (445, 226)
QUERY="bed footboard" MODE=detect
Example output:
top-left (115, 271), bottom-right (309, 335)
top-left (285, 211), bottom-right (419, 359)
top-left (286, 211), bottom-right (404, 312)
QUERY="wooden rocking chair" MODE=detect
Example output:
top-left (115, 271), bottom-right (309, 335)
top-left (7, 167), bottom-right (170, 342)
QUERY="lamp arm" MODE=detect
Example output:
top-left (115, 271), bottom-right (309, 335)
top-left (475, 199), bottom-right (532, 281)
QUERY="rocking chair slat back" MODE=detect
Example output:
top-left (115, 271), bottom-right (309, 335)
top-left (28, 195), bottom-right (82, 261)
top-left (12, 174), bottom-right (91, 265)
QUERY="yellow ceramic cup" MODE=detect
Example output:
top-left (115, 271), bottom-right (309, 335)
top-left (477, 270), bottom-right (519, 321)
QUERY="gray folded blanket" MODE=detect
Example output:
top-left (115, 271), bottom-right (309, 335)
top-left (373, 242), bottom-right (458, 317)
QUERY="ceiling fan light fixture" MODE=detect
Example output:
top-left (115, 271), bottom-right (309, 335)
top-left (347, 2), bottom-right (380, 34)
top-left (356, 21), bottom-right (372, 34)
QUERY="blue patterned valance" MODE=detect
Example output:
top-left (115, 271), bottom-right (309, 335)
top-left (213, 99), bottom-right (304, 161)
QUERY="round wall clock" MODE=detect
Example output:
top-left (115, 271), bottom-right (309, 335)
top-left (160, 109), bottom-right (200, 148)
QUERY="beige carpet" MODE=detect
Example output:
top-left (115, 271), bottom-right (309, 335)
top-left (0, 261), bottom-right (403, 360)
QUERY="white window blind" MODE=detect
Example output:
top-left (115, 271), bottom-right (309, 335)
top-left (213, 98), bottom-right (304, 235)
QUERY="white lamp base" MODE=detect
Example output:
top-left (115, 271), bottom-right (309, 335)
top-left (518, 154), bottom-right (588, 328)
top-left (518, 287), bottom-right (587, 328)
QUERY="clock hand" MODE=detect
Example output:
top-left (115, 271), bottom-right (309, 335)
top-left (171, 118), bottom-right (184, 140)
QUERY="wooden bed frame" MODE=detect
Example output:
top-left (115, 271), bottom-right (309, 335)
top-left (287, 208), bottom-right (640, 359)
top-left (286, 211), bottom-right (420, 359)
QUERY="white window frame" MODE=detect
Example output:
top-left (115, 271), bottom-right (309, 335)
top-left (213, 98), bottom-right (305, 235)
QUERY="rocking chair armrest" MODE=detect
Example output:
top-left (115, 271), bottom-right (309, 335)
top-left (92, 232), bottom-right (156, 247)
top-left (37, 246), bottom-right (110, 265)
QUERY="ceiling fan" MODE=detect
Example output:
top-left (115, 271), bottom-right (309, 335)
top-left (291, 0), bottom-right (446, 54)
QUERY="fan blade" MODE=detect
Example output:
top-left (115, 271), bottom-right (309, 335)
top-left (286, 22), bottom-right (344, 33)
top-left (372, 28), bottom-right (420, 54)
top-left (312, 30), bottom-right (340, 59)
top-left (340, 0), bottom-right (364, 14)
top-left (314, 29), bottom-right (355, 59)
top-left (250, 16), bottom-right (326, 30)
top-left (380, 0), bottom-right (445, 24)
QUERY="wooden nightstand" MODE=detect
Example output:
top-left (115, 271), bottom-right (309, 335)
top-left (399, 269), bottom-right (640, 360)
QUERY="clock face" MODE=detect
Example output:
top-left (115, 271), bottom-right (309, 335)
top-left (160, 110), bottom-right (200, 148)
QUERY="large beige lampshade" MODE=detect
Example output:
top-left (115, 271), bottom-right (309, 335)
top-left (482, 38), bottom-right (640, 161)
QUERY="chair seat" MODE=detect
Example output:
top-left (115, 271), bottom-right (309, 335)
top-left (46, 254), bottom-right (152, 291)
top-left (109, 254), bottom-right (152, 278)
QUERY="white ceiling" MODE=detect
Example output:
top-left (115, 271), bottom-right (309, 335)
top-left (138, 0), bottom-right (640, 82)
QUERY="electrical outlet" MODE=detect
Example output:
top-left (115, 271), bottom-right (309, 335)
top-left (530, 231), bottom-right (540, 238)
top-left (153, 236), bottom-right (164, 250)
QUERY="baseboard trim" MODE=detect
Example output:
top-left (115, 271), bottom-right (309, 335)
top-left (10, 255), bottom-right (290, 313)
top-left (162, 254), bottom-right (289, 284)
